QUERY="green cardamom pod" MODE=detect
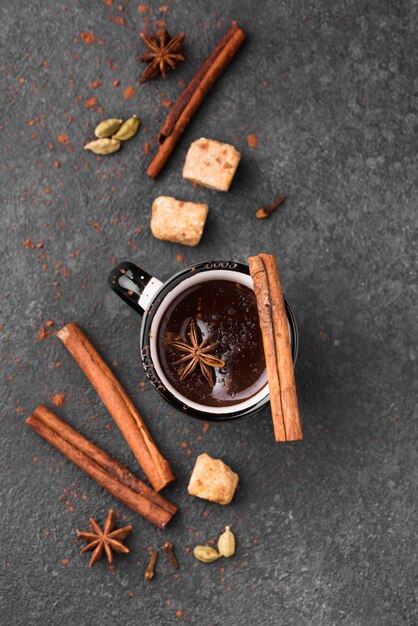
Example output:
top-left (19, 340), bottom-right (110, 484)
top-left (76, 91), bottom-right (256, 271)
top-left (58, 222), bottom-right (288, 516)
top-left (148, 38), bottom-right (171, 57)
top-left (112, 115), bottom-right (140, 141)
top-left (94, 119), bottom-right (123, 138)
top-left (193, 546), bottom-right (221, 563)
top-left (217, 526), bottom-right (235, 558)
top-left (84, 138), bottom-right (121, 155)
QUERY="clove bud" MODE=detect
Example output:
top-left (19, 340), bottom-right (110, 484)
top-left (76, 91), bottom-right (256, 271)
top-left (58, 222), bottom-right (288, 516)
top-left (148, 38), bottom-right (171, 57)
top-left (163, 541), bottom-right (179, 570)
top-left (144, 549), bottom-right (158, 580)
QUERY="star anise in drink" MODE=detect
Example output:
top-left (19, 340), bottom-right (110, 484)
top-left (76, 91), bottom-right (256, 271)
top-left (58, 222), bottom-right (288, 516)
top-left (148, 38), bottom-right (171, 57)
top-left (167, 319), bottom-right (225, 387)
top-left (77, 509), bottom-right (132, 567)
top-left (139, 28), bottom-right (185, 84)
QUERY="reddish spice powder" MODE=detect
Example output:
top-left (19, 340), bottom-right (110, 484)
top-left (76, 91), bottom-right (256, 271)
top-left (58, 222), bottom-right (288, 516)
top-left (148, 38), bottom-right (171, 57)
top-left (52, 393), bottom-right (65, 407)
top-left (109, 15), bottom-right (126, 26)
top-left (247, 134), bottom-right (259, 148)
top-left (79, 32), bottom-right (96, 44)
top-left (85, 96), bottom-right (97, 110)
top-left (57, 134), bottom-right (69, 144)
top-left (89, 79), bottom-right (101, 89)
top-left (123, 85), bottom-right (136, 100)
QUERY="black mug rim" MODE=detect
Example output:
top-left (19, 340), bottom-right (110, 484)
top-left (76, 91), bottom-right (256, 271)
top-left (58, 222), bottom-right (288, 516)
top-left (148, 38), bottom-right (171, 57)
top-left (139, 260), bottom-right (299, 422)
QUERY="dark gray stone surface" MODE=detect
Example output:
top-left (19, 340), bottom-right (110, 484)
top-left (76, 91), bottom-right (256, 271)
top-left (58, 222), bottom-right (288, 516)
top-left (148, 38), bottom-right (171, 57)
top-left (1, 1), bottom-right (417, 624)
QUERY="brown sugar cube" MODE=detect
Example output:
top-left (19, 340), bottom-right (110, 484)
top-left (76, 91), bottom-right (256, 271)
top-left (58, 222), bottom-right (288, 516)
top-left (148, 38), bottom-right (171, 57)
top-left (183, 138), bottom-right (241, 192)
top-left (150, 196), bottom-right (209, 247)
top-left (188, 453), bottom-right (239, 505)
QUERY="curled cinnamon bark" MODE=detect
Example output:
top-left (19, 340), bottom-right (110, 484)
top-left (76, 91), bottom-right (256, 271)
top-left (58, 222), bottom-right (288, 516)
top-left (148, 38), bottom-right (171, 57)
top-left (249, 254), bottom-right (302, 442)
top-left (55, 323), bottom-right (174, 492)
top-left (26, 405), bottom-right (176, 527)
top-left (147, 21), bottom-right (246, 178)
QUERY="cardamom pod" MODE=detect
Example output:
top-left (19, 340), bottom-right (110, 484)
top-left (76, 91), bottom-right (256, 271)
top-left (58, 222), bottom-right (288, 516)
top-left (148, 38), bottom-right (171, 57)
top-left (84, 138), bottom-right (121, 155)
top-left (217, 526), bottom-right (235, 558)
top-left (112, 114), bottom-right (140, 141)
top-left (193, 546), bottom-right (221, 563)
top-left (94, 119), bottom-right (123, 138)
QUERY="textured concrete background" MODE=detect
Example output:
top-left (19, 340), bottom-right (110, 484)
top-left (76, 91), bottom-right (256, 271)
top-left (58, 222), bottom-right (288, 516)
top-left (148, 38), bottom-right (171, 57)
top-left (1, 1), bottom-right (417, 624)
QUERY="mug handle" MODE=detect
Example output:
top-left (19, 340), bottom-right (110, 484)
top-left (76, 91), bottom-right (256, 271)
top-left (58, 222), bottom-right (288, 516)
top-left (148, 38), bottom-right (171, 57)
top-left (108, 261), bottom-right (163, 316)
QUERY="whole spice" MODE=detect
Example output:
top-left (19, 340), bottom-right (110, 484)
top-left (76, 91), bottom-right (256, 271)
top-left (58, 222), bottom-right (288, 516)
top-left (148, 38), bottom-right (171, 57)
top-left (112, 115), bottom-right (140, 141)
top-left (56, 323), bottom-right (175, 491)
top-left (26, 405), bottom-right (177, 527)
top-left (217, 526), bottom-right (235, 558)
top-left (139, 29), bottom-right (185, 84)
top-left (95, 118), bottom-right (123, 138)
top-left (147, 21), bottom-right (246, 178)
top-left (248, 254), bottom-right (302, 441)
top-left (145, 549), bottom-right (158, 580)
top-left (193, 545), bottom-right (221, 563)
top-left (77, 509), bottom-right (132, 567)
top-left (167, 319), bottom-right (225, 387)
top-left (255, 195), bottom-right (286, 219)
top-left (163, 541), bottom-right (179, 569)
top-left (84, 138), bottom-right (121, 155)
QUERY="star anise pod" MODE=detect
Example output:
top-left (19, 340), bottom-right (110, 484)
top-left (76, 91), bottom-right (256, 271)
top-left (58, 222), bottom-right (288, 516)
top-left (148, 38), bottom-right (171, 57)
top-left (139, 28), bottom-right (185, 84)
top-left (167, 319), bottom-right (225, 387)
top-left (77, 509), bottom-right (132, 567)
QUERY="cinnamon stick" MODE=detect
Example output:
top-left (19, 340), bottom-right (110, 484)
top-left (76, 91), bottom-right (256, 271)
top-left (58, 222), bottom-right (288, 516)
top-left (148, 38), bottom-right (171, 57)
top-left (55, 323), bottom-right (174, 492)
top-left (26, 405), bottom-right (176, 528)
top-left (249, 254), bottom-right (302, 442)
top-left (147, 21), bottom-right (246, 178)
top-left (158, 22), bottom-right (243, 144)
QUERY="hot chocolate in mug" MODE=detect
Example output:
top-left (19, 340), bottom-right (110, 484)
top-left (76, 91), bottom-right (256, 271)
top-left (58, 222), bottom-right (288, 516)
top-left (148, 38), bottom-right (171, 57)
top-left (108, 260), bottom-right (298, 421)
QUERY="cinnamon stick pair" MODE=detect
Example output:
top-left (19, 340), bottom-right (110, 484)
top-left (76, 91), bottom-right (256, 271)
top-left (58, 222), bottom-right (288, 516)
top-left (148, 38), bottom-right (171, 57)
top-left (147, 21), bottom-right (246, 178)
top-left (55, 323), bottom-right (174, 492)
top-left (26, 405), bottom-right (176, 528)
top-left (249, 254), bottom-right (303, 442)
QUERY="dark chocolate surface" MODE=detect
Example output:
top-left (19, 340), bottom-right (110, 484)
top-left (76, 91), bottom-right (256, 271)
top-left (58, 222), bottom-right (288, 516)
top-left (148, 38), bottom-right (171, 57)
top-left (157, 280), bottom-right (267, 406)
top-left (1, 2), bottom-right (417, 625)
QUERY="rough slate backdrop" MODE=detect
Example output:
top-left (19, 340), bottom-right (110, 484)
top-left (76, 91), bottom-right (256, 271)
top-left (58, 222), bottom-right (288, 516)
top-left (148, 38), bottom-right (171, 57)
top-left (1, 0), bottom-right (417, 625)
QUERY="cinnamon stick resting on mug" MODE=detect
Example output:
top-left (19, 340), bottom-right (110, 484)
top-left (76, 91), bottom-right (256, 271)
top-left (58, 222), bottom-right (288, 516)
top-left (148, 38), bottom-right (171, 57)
top-left (26, 405), bottom-right (176, 527)
top-left (147, 21), bottom-right (246, 178)
top-left (249, 254), bottom-right (302, 442)
top-left (55, 323), bottom-right (175, 491)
